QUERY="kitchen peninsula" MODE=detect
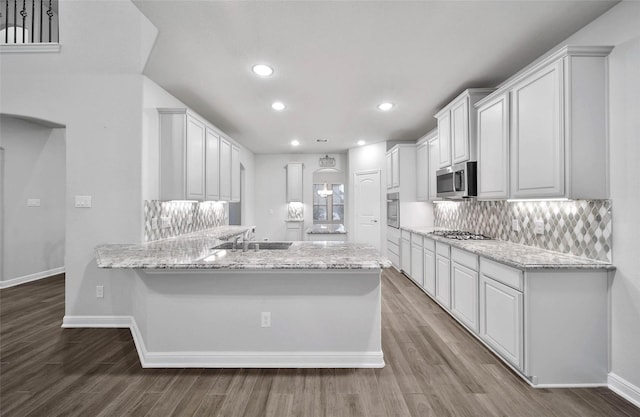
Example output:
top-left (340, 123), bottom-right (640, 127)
top-left (95, 226), bottom-right (390, 368)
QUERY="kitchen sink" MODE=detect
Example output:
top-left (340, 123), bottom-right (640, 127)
top-left (212, 241), bottom-right (293, 250)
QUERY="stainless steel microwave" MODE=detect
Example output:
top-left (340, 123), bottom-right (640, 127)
top-left (436, 161), bottom-right (477, 199)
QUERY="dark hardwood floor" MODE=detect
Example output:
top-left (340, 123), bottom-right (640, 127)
top-left (1, 270), bottom-right (638, 417)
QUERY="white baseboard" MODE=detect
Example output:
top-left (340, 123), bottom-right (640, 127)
top-left (61, 315), bottom-right (132, 328)
top-left (0, 267), bottom-right (64, 289)
top-left (62, 315), bottom-right (385, 369)
top-left (609, 372), bottom-right (640, 408)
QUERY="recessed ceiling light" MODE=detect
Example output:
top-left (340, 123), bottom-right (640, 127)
top-left (377, 102), bottom-right (394, 111)
top-left (357, 140), bottom-right (366, 146)
top-left (316, 139), bottom-right (328, 143)
top-left (252, 64), bottom-right (273, 77)
top-left (291, 139), bottom-right (300, 146)
top-left (272, 101), bottom-right (286, 111)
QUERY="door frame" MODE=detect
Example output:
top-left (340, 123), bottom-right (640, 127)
top-left (353, 169), bottom-right (382, 251)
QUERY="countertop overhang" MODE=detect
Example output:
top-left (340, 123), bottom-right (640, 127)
top-left (95, 226), bottom-right (389, 270)
top-left (401, 226), bottom-right (615, 271)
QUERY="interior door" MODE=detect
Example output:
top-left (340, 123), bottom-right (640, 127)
top-left (354, 170), bottom-right (381, 251)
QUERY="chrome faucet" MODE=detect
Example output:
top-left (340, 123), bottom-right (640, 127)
top-left (241, 227), bottom-right (255, 252)
top-left (231, 235), bottom-right (241, 252)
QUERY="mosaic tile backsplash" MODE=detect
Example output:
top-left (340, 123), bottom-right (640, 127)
top-left (434, 200), bottom-right (612, 262)
top-left (287, 202), bottom-right (304, 221)
top-left (144, 200), bottom-right (227, 242)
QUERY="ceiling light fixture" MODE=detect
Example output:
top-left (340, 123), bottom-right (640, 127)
top-left (317, 183), bottom-right (334, 198)
top-left (252, 64), bottom-right (273, 77)
top-left (377, 102), bottom-right (394, 111)
top-left (291, 139), bottom-right (300, 146)
top-left (357, 140), bottom-right (366, 146)
top-left (272, 101), bottom-right (286, 111)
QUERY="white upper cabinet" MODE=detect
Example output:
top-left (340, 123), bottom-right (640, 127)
top-left (185, 116), bottom-right (206, 201)
top-left (437, 111), bottom-right (451, 168)
top-left (477, 92), bottom-right (510, 199)
top-left (428, 137), bottom-right (440, 201)
top-left (391, 147), bottom-right (400, 188)
top-left (416, 142), bottom-right (428, 201)
top-left (286, 162), bottom-right (304, 203)
top-left (511, 61), bottom-right (564, 198)
top-left (219, 136), bottom-right (232, 202)
top-left (436, 89), bottom-right (494, 169)
top-left (477, 45), bottom-right (613, 200)
top-left (205, 128), bottom-right (220, 201)
top-left (231, 145), bottom-right (240, 202)
top-left (385, 144), bottom-right (416, 198)
top-left (416, 129), bottom-right (437, 202)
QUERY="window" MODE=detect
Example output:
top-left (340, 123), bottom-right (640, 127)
top-left (313, 183), bottom-right (344, 224)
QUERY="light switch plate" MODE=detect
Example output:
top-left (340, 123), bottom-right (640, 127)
top-left (534, 218), bottom-right (544, 235)
top-left (27, 198), bottom-right (41, 207)
top-left (75, 195), bottom-right (92, 208)
top-left (511, 218), bottom-right (519, 232)
top-left (160, 216), bottom-right (171, 229)
top-left (151, 217), bottom-right (159, 230)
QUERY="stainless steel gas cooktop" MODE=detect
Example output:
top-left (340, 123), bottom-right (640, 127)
top-left (431, 230), bottom-right (492, 240)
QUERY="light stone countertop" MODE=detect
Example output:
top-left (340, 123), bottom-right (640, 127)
top-left (95, 226), bottom-right (389, 270)
top-left (401, 226), bottom-right (615, 271)
top-left (306, 224), bottom-right (347, 234)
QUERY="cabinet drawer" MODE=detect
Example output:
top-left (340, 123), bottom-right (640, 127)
top-left (286, 222), bottom-right (302, 230)
top-left (423, 237), bottom-right (435, 252)
top-left (387, 239), bottom-right (400, 256)
top-left (401, 229), bottom-right (411, 240)
top-left (436, 241), bottom-right (450, 258)
top-left (480, 257), bottom-right (523, 291)
top-left (452, 247), bottom-right (478, 271)
top-left (411, 233), bottom-right (423, 247)
top-left (387, 227), bottom-right (401, 242)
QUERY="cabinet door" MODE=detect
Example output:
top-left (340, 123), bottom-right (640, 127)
top-left (435, 254), bottom-right (451, 309)
top-left (477, 93), bottom-right (510, 199)
top-left (205, 129), bottom-right (220, 201)
top-left (451, 97), bottom-right (470, 164)
top-left (438, 112), bottom-right (451, 168)
top-left (385, 152), bottom-right (393, 189)
top-left (411, 241), bottom-right (424, 287)
top-left (416, 143), bottom-right (428, 201)
top-left (423, 248), bottom-right (436, 296)
top-left (186, 116), bottom-right (205, 201)
top-left (511, 61), bottom-right (564, 198)
top-left (231, 145), bottom-right (240, 202)
top-left (401, 237), bottom-right (411, 277)
top-left (219, 137), bottom-right (232, 201)
top-left (428, 138), bottom-right (439, 201)
top-left (391, 147), bottom-right (400, 188)
top-left (285, 221), bottom-right (302, 241)
top-left (479, 274), bottom-right (524, 370)
top-left (286, 163), bottom-right (303, 203)
top-left (451, 262), bottom-right (479, 333)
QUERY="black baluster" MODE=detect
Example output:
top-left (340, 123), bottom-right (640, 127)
top-left (47, 0), bottom-right (51, 42)
top-left (13, 0), bottom-right (16, 43)
top-left (20, 0), bottom-right (26, 43)
top-left (31, 0), bottom-right (34, 43)
top-left (3, 0), bottom-right (7, 43)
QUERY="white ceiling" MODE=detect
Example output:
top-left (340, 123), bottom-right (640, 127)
top-left (133, 0), bottom-right (617, 155)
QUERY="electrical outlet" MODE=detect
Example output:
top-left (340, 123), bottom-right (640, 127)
top-left (151, 217), bottom-right (159, 230)
top-left (261, 312), bottom-right (271, 328)
top-left (160, 216), bottom-right (171, 229)
top-left (96, 285), bottom-right (104, 298)
top-left (534, 218), bottom-right (544, 235)
top-left (187, 215), bottom-right (193, 225)
top-left (75, 195), bottom-right (92, 208)
top-left (512, 218), bottom-right (519, 232)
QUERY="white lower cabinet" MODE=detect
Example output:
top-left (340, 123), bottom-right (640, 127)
top-left (386, 227), bottom-right (401, 270)
top-left (451, 248), bottom-right (479, 333)
top-left (435, 242), bottom-right (451, 309)
top-left (423, 238), bottom-right (436, 296)
top-left (400, 230), bottom-right (411, 277)
top-left (410, 234), bottom-right (424, 287)
top-left (479, 273), bottom-right (524, 370)
top-left (284, 221), bottom-right (303, 241)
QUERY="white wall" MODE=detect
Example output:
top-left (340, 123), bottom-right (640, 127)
top-left (0, 1), bottom-right (158, 317)
top-left (254, 153), bottom-right (348, 241)
top-left (0, 116), bottom-right (65, 284)
top-left (559, 0), bottom-right (640, 393)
